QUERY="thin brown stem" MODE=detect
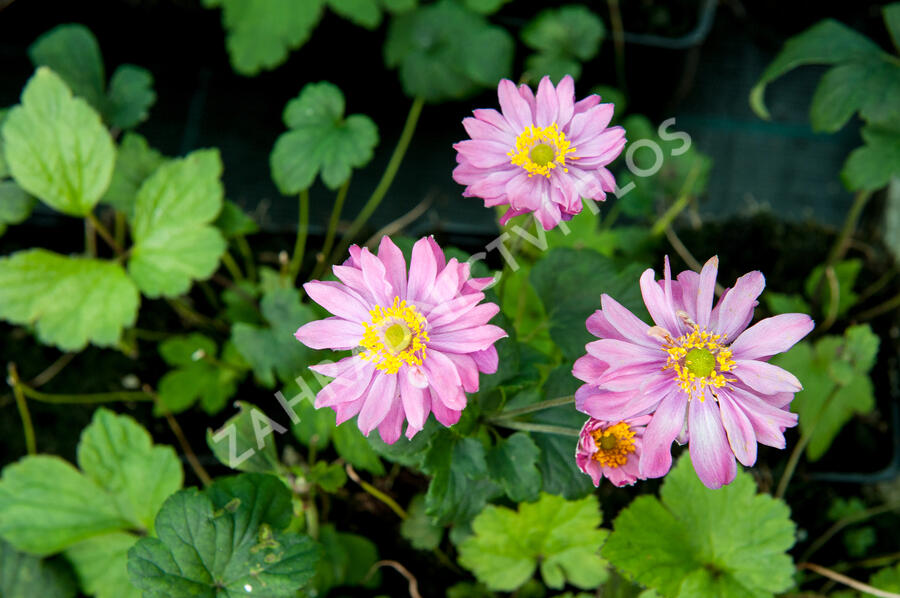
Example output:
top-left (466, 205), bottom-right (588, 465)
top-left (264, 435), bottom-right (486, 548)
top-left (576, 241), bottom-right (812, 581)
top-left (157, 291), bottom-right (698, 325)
top-left (364, 561), bottom-right (422, 598)
top-left (28, 352), bottom-right (76, 388)
top-left (665, 226), bottom-right (726, 295)
top-left (363, 194), bottom-right (433, 250)
top-left (856, 290), bottom-right (900, 321)
top-left (798, 563), bottom-right (900, 598)
top-left (800, 501), bottom-right (900, 563)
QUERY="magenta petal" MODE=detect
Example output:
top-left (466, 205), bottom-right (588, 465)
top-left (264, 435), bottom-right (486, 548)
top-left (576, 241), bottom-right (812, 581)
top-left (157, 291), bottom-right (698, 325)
top-left (728, 386), bottom-right (797, 448)
top-left (497, 78), bottom-right (532, 131)
top-left (585, 338), bottom-right (661, 370)
top-left (304, 281), bottom-right (370, 322)
top-left (717, 392), bottom-right (757, 467)
top-left (315, 361), bottom-right (376, 409)
top-left (378, 236), bottom-right (408, 300)
top-left (711, 271), bottom-right (765, 339)
top-left (430, 395), bottom-right (462, 427)
top-left (428, 325), bottom-right (507, 353)
top-left (730, 314), bottom-right (815, 360)
top-left (640, 268), bottom-right (681, 335)
top-left (472, 346), bottom-right (499, 373)
top-left (696, 256), bottom-right (719, 329)
top-left (585, 309), bottom-right (625, 341)
top-left (733, 359), bottom-right (803, 394)
top-left (688, 397), bottom-right (737, 489)
top-left (640, 391), bottom-right (687, 479)
top-left (357, 373), bottom-right (397, 435)
top-left (572, 354), bottom-right (609, 384)
top-left (377, 398), bottom-right (405, 444)
top-left (535, 76), bottom-right (559, 127)
top-left (399, 372), bottom-right (428, 431)
top-left (407, 237), bottom-right (438, 302)
top-left (424, 350), bottom-right (465, 410)
top-left (600, 294), bottom-right (659, 348)
top-left (294, 318), bottom-right (362, 350)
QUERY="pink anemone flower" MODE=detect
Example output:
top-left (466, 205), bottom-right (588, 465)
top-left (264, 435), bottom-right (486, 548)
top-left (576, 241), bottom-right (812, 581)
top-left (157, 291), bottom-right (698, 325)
top-left (576, 414), bottom-right (651, 487)
top-left (452, 75), bottom-right (626, 231)
top-left (295, 236), bottom-right (507, 444)
top-left (573, 256), bottom-right (814, 489)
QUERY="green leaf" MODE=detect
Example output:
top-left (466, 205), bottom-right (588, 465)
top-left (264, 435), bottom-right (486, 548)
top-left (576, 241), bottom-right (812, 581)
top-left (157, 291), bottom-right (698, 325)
top-left (270, 81), bottom-right (378, 193)
top-left (530, 393), bottom-right (594, 500)
top-left (312, 524), bottom-right (380, 594)
top-left (603, 455), bottom-right (796, 598)
top-left (870, 562), bottom-right (900, 593)
top-left (804, 259), bottom-right (862, 317)
top-left (102, 132), bottom-right (166, 218)
top-left (524, 53), bottom-right (583, 84)
top-left (0, 456), bottom-right (129, 555)
top-left (1, 67), bottom-right (115, 216)
top-left (499, 262), bottom-right (554, 355)
top-left (216, 199), bottom-right (259, 237)
top-left (157, 335), bottom-right (245, 415)
top-left (0, 249), bottom-right (139, 351)
top-left (885, 178), bottom-right (900, 265)
top-left (205, 0), bottom-right (324, 76)
top-left (459, 493), bottom-right (608, 591)
top-left (885, 3), bottom-right (900, 50)
top-left (382, 0), bottom-right (417, 13)
top-left (423, 434), bottom-right (502, 526)
top-left (400, 494), bottom-right (444, 550)
top-left (522, 5), bottom-right (606, 60)
top-left (750, 19), bottom-right (882, 120)
top-left (0, 539), bottom-right (76, 598)
top-left (128, 148), bottom-right (227, 297)
top-left (105, 65), bottom-right (156, 130)
top-left (327, 0), bottom-right (382, 28)
top-left (28, 24), bottom-right (106, 111)
top-left (841, 125), bottom-right (900, 191)
top-left (231, 288), bottom-right (315, 387)
top-left (207, 401), bottom-right (284, 474)
top-left (65, 532), bottom-right (141, 598)
top-left (762, 292), bottom-right (812, 316)
top-left (0, 181), bottom-right (35, 236)
top-left (384, 0), bottom-right (513, 102)
top-left (77, 408), bottom-right (184, 532)
top-left (448, 582), bottom-right (496, 598)
top-left (809, 58), bottom-right (900, 133)
top-left (486, 432), bottom-right (542, 503)
top-left (306, 461), bottom-right (347, 493)
top-left (462, 0), bottom-right (509, 14)
top-left (333, 421), bottom-right (386, 475)
top-left (128, 474), bottom-right (319, 597)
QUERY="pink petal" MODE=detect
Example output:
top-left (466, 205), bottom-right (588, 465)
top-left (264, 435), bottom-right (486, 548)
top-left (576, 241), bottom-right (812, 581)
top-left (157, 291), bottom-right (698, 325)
top-left (497, 79), bottom-right (532, 132)
top-left (535, 76), bottom-right (559, 127)
top-left (710, 270), bottom-right (765, 339)
top-left (555, 75), bottom-right (575, 125)
top-left (585, 338), bottom-right (661, 370)
top-left (472, 108), bottom-right (516, 136)
top-left (357, 373), bottom-right (398, 435)
top-left (294, 318), bottom-right (363, 350)
top-left (727, 386), bottom-right (798, 448)
top-left (377, 397), bottom-right (405, 444)
top-left (359, 247), bottom-right (394, 306)
top-left (431, 302), bottom-right (499, 334)
top-left (572, 354), bottom-right (609, 383)
top-left (399, 371), bottom-right (429, 432)
top-left (640, 267), bottom-right (681, 335)
top-left (378, 236), bottom-right (408, 301)
top-left (304, 281), bottom-right (370, 322)
top-left (730, 314), bottom-right (815, 360)
top-left (407, 237), bottom-right (438, 302)
top-left (430, 393), bottom-right (462, 427)
top-left (676, 270), bottom-right (700, 323)
top-left (444, 352), bottom-right (480, 393)
top-left (315, 361), bottom-right (376, 409)
top-left (428, 325), bottom-right (507, 353)
top-left (600, 294), bottom-right (658, 348)
top-left (696, 256), bottom-right (719, 329)
top-left (586, 309), bottom-right (626, 341)
top-left (687, 396), bottom-right (737, 489)
top-left (567, 103), bottom-right (613, 140)
top-left (733, 359), bottom-right (803, 395)
top-left (472, 346), bottom-right (499, 373)
top-left (639, 391), bottom-right (687, 478)
top-left (717, 392), bottom-right (757, 467)
top-left (424, 350), bottom-right (466, 410)
top-left (506, 172), bottom-right (543, 211)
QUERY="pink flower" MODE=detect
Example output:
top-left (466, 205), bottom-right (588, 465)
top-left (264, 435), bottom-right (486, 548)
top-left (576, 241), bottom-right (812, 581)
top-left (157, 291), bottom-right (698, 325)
top-left (452, 75), bottom-right (626, 231)
top-left (576, 415), bottom-right (651, 487)
top-left (295, 236), bottom-right (507, 444)
top-left (572, 256), bottom-right (814, 489)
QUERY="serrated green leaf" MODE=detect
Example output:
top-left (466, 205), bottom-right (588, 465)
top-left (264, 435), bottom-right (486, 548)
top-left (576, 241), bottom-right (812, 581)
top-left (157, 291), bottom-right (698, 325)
top-left (804, 259), bottom-right (861, 317)
top-left (102, 132), bottom-right (166, 218)
top-left (206, 0), bottom-right (324, 76)
top-left (306, 461), bottom-right (347, 493)
top-left (327, 0), bottom-right (382, 28)
top-left (129, 148), bottom-right (226, 297)
top-left (750, 19), bottom-right (882, 119)
top-left (65, 532), bottom-right (141, 598)
top-left (459, 493), bottom-right (608, 591)
top-left (0, 181), bottom-right (35, 236)
top-left (77, 408), bottom-right (184, 532)
top-left (105, 64), bottom-right (156, 130)
top-left (384, 0), bottom-right (513, 102)
top-left (603, 455), bottom-right (796, 598)
top-left (423, 434), bottom-right (502, 526)
top-left (486, 432), bottom-right (542, 502)
top-left (0, 539), bottom-right (76, 598)
top-left (809, 58), bottom-right (900, 133)
top-left (842, 125), bottom-right (900, 191)
top-left (522, 5), bottom-right (606, 61)
top-left (312, 524), bottom-right (380, 594)
top-left (157, 334), bottom-right (244, 415)
top-left (400, 494), bottom-right (443, 550)
top-left (216, 199), bottom-right (259, 237)
top-left (2, 67), bottom-right (114, 216)
top-left (0, 249), bottom-right (139, 351)
top-left (28, 24), bottom-right (106, 111)
top-left (270, 81), bottom-right (378, 193)
top-left (128, 474), bottom-right (319, 597)
top-left (207, 402), bottom-right (284, 473)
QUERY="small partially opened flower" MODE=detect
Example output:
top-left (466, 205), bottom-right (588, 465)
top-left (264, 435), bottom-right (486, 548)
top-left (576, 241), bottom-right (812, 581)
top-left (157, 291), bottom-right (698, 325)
top-left (452, 75), bottom-right (626, 231)
top-left (573, 256), bottom-right (814, 489)
top-left (576, 415), bottom-right (651, 487)
top-left (295, 236), bottom-right (507, 443)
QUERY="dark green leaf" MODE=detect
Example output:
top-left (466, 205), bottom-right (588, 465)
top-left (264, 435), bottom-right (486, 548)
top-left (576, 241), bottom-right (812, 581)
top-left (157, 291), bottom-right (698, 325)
top-left (312, 524), bottom-right (380, 594)
top-left (207, 402), bottom-right (284, 473)
top-left (521, 5), bottom-right (606, 61)
top-left (763, 292), bottom-right (812, 316)
top-left (462, 0), bottom-right (510, 15)
top-left (327, 0), bottom-right (382, 28)
top-left (486, 432), bottom-right (542, 502)
top-left (102, 132), bottom-right (166, 218)
top-left (804, 259), bottom-right (862, 317)
top-left (28, 24), bottom-right (106, 111)
top-left (400, 494), bottom-right (444, 550)
top-left (106, 65), bottom-right (156, 129)
top-left (424, 434), bottom-right (501, 525)
top-left (809, 59), bottom-right (900, 133)
top-left (216, 199), bottom-right (259, 237)
top-left (525, 53), bottom-right (582, 84)
top-left (0, 539), bottom-right (76, 598)
top-left (842, 125), bottom-right (900, 191)
top-left (334, 421), bottom-right (386, 475)
top-left (885, 3), bottom-right (900, 50)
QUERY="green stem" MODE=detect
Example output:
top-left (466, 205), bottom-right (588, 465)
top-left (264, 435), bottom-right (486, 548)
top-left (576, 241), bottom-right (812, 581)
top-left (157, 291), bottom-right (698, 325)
top-left (17, 382), bottom-right (152, 404)
top-left (800, 502), bottom-right (900, 563)
top-left (328, 97), bottom-right (425, 265)
top-left (311, 178), bottom-right (352, 280)
top-left (651, 160), bottom-right (702, 236)
top-left (346, 464), bottom-right (407, 519)
top-left (84, 218), bottom-right (97, 257)
top-left (288, 189), bottom-right (310, 284)
top-left (114, 211), bottom-right (127, 249)
top-left (305, 493), bottom-right (320, 540)
top-left (492, 420), bottom-right (581, 437)
top-left (220, 251), bottom-right (244, 282)
top-left (857, 289), bottom-right (900, 321)
top-left (8, 365), bottom-right (36, 455)
top-left (87, 212), bottom-right (124, 255)
top-left (490, 395), bottom-right (575, 421)
top-left (235, 235), bottom-right (257, 282)
top-left (827, 190), bottom-right (872, 266)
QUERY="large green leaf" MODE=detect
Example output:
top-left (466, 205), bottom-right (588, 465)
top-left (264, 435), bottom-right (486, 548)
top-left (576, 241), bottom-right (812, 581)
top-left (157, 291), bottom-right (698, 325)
top-left (203, 0), bottom-right (325, 76)
top-left (841, 125), bottom-right (900, 191)
top-left (400, 494), bottom-right (443, 550)
top-left (0, 249), bottom-right (139, 351)
top-left (270, 81), bottom-right (378, 193)
top-left (0, 539), bottom-right (76, 598)
top-left (603, 455), bottom-right (795, 598)
top-left (127, 474), bottom-right (319, 597)
top-left (458, 493), bottom-right (608, 591)
top-left (0, 181), bottom-right (35, 237)
top-left (423, 433), bottom-right (502, 526)
top-left (76, 408), bottom-right (184, 531)
top-left (885, 3), bottom-right (900, 50)
top-left (1, 67), bottom-right (115, 216)
top-left (102, 132), bottom-right (166, 218)
top-left (128, 148), bottom-right (226, 297)
top-left (809, 58), bottom-right (900, 133)
top-left (65, 532), bottom-right (141, 598)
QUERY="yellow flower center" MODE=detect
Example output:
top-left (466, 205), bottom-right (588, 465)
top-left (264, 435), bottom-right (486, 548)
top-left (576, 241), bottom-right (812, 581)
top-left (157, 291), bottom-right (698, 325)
top-left (508, 124), bottom-right (576, 178)
top-left (662, 327), bottom-right (736, 401)
top-left (591, 422), bottom-right (636, 468)
top-left (360, 297), bottom-right (429, 374)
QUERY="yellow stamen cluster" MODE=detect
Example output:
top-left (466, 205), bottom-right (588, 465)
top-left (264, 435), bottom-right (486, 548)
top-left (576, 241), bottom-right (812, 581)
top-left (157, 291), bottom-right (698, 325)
top-left (591, 422), bottom-right (636, 468)
top-left (360, 297), bottom-right (429, 374)
top-left (663, 327), bottom-right (736, 401)
top-left (508, 123), bottom-right (577, 178)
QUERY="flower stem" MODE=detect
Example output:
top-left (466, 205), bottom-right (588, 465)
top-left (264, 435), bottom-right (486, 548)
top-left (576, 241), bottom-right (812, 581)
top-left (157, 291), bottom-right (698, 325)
top-left (16, 379), bottom-right (153, 404)
top-left (87, 212), bottom-right (124, 255)
top-left (775, 385), bottom-right (839, 499)
top-left (328, 96), bottom-right (425, 266)
top-left (346, 464), bottom-right (407, 519)
top-left (826, 189), bottom-right (872, 267)
top-left (798, 562), bottom-right (900, 598)
top-left (8, 364), bottom-right (36, 455)
top-left (235, 234), bottom-right (257, 282)
top-left (220, 250), bottom-right (244, 282)
top-left (490, 395), bottom-right (576, 421)
top-left (311, 178), bottom-right (351, 280)
top-left (491, 420), bottom-right (581, 437)
top-left (288, 189), bottom-right (310, 284)
top-left (651, 160), bottom-right (703, 236)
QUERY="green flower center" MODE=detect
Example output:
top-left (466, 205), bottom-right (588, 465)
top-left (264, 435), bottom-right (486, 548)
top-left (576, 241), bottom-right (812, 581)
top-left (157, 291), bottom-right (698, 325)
top-left (684, 348), bottom-right (716, 379)
top-left (528, 143), bottom-right (555, 166)
top-left (383, 323), bottom-right (412, 354)
top-left (599, 434), bottom-right (618, 451)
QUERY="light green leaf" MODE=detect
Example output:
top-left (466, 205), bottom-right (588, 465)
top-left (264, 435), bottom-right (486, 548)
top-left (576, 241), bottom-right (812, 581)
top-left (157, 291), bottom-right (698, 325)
top-left (486, 432), bottom-right (542, 503)
top-left (522, 5), bottom-right (606, 63)
top-left (750, 19), bottom-right (882, 119)
top-left (157, 334), bottom-right (245, 414)
top-left (0, 181), bottom-right (35, 236)
top-left (763, 292), bottom-right (812, 316)
top-left (106, 65), bottom-right (156, 130)
top-left (459, 493), bottom-right (608, 591)
top-left (270, 81), bottom-right (378, 193)
top-left (207, 401), bottom-right (283, 474)
top-left (28, 24), bottom-right (106, 111)
top-left (0, 539), bottom-right (76, 598)
top-left (128, 148), bottom-right (226, 297)
top-left (0, 107), bottom-right (11, 178)
top-left (603, 455), bottom-right (796, 598)
top-left (1, 67), bottom-right (115, 216)
top-left (128, 474), bottom-right (319, 597)
top-left (216, 199), bottom-right (259, 237)
top-left (77, 408), bottom-right (183, 532)
top-left (870, 562), bottom-right (900, 593)
top-left (327, 0), bottom-right (382, 28)
top-left (102, 132), bottom-right (166, 218)
top-left (205, 0), bottom-right (324, 76)
top-left (842, 125), bottom-right (900, 191)
top-left (400, 494), bottom-right (443, 550)
top-left (65, 532), bottom-right (141, 598)
top-left (0, 249), bottom-right (139, 351)
top-left (0, 456), bottom-right (129, 555)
